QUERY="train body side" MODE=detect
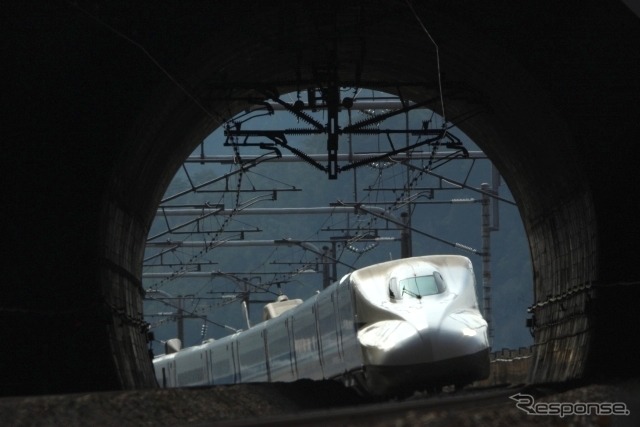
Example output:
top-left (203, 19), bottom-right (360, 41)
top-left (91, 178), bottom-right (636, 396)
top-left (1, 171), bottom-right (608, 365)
top-left (152, 272), bottom-right (363, 388)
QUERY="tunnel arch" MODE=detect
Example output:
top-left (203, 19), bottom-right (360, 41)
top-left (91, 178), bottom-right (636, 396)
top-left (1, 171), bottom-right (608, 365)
top-left (5, 1), bottom-right (639, 394)
top-left (101, 1), bottom-right (595, 388)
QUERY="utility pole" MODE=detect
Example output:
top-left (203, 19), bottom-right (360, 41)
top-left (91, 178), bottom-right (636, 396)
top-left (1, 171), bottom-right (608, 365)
top-left (145, 290), bottom-right (199, 346)
top-left (481, 165), bottom-right (501, 346)
top-left (176, 296), bottom-right (185, 344)
top-left (481, 183), bottom-right (492, 344)
top-left (322, 246), bottom-right (331, 289)
top-left (402, 103), bottom-right (412, 260)
top-left (401, 211), bottom-right (412, 258)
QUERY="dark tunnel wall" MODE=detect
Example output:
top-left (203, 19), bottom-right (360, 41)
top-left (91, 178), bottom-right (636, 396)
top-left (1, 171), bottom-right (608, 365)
top-left (3, 1), bottom-right (640, 395)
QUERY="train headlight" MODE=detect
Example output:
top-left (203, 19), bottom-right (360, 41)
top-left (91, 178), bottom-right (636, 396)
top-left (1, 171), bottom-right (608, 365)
top-left (358, 320), bottom-right (417, 351)
top-left (462, 327), bottom-right (477, 337)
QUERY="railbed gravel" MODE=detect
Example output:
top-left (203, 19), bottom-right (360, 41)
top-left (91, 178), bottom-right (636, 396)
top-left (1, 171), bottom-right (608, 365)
top-left (1, 378), bottom-right (638, 426)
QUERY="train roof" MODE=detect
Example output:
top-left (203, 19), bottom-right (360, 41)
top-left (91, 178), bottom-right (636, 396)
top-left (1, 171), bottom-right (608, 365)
top-left (350, 255), bottom-right (475, 303)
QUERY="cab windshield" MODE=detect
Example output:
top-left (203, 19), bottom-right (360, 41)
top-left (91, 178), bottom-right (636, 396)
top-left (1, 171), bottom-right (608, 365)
top-left (391, 273), bottom-right (445, 300)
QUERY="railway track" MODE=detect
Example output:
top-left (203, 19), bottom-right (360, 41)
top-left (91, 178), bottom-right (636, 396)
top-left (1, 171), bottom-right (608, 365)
top-left (2, 378), bottom-right (637, 426)
top-left (207, 385), bottom-right (525, 427)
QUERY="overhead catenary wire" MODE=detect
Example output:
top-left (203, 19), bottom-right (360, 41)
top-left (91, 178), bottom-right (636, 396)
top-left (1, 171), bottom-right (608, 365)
top-left (147, 160), bottom-right (247, 291)
top-left (64, 0), bottom-right (223, 124)
top-left (404, 0), bottom-right (447, 126)
top-left (145, 294), bottom-right (240, 333)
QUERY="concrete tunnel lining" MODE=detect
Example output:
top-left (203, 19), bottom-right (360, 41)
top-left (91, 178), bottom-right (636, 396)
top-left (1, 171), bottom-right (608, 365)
top-left (3, 0), bottom-right (640, 394)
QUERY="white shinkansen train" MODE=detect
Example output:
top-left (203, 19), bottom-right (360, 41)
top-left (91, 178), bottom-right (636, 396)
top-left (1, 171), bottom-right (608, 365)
top-left (152, 255), bottom-right (490, 396)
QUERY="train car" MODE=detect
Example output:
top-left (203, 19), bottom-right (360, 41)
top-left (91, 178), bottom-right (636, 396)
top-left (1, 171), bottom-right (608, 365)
top-left (153, 255), bottom-right (490, 396)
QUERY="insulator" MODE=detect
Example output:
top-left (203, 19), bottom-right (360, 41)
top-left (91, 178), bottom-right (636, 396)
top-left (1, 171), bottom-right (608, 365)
top-left (346, 241), bottom-right (379, 254)
top-left (344, 126), bottom-right (382, 135)
top-left (281, 144), bottom-right (327, 172)
top-left (344, 109), bottom-right (396, 131)
top-left (367, 161), bottom-right (394, 170)
top-left (283, 128), bottom-right (323, 135)
top-left (341, 155), bottom-right (388, 172)
top-left (455, 242), bottom-right (478, 253)
top-left (289, 108), bottom-right (324, 129)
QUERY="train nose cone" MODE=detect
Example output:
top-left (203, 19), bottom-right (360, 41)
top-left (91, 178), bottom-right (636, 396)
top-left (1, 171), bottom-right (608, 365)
top-left (428, 314), bottom-right (488, 361)
top-left (358, 320), bottom-right (433, 366)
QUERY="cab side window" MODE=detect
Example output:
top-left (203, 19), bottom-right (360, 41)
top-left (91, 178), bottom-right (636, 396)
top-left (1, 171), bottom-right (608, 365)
top-left (389, 277), bottom-right (401, 300)
top-left (434, 271), bottom-right (446, 293)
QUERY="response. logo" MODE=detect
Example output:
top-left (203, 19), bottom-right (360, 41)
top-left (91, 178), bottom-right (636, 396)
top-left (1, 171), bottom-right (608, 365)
top-left (509, 393), bottom-right (630, 418)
